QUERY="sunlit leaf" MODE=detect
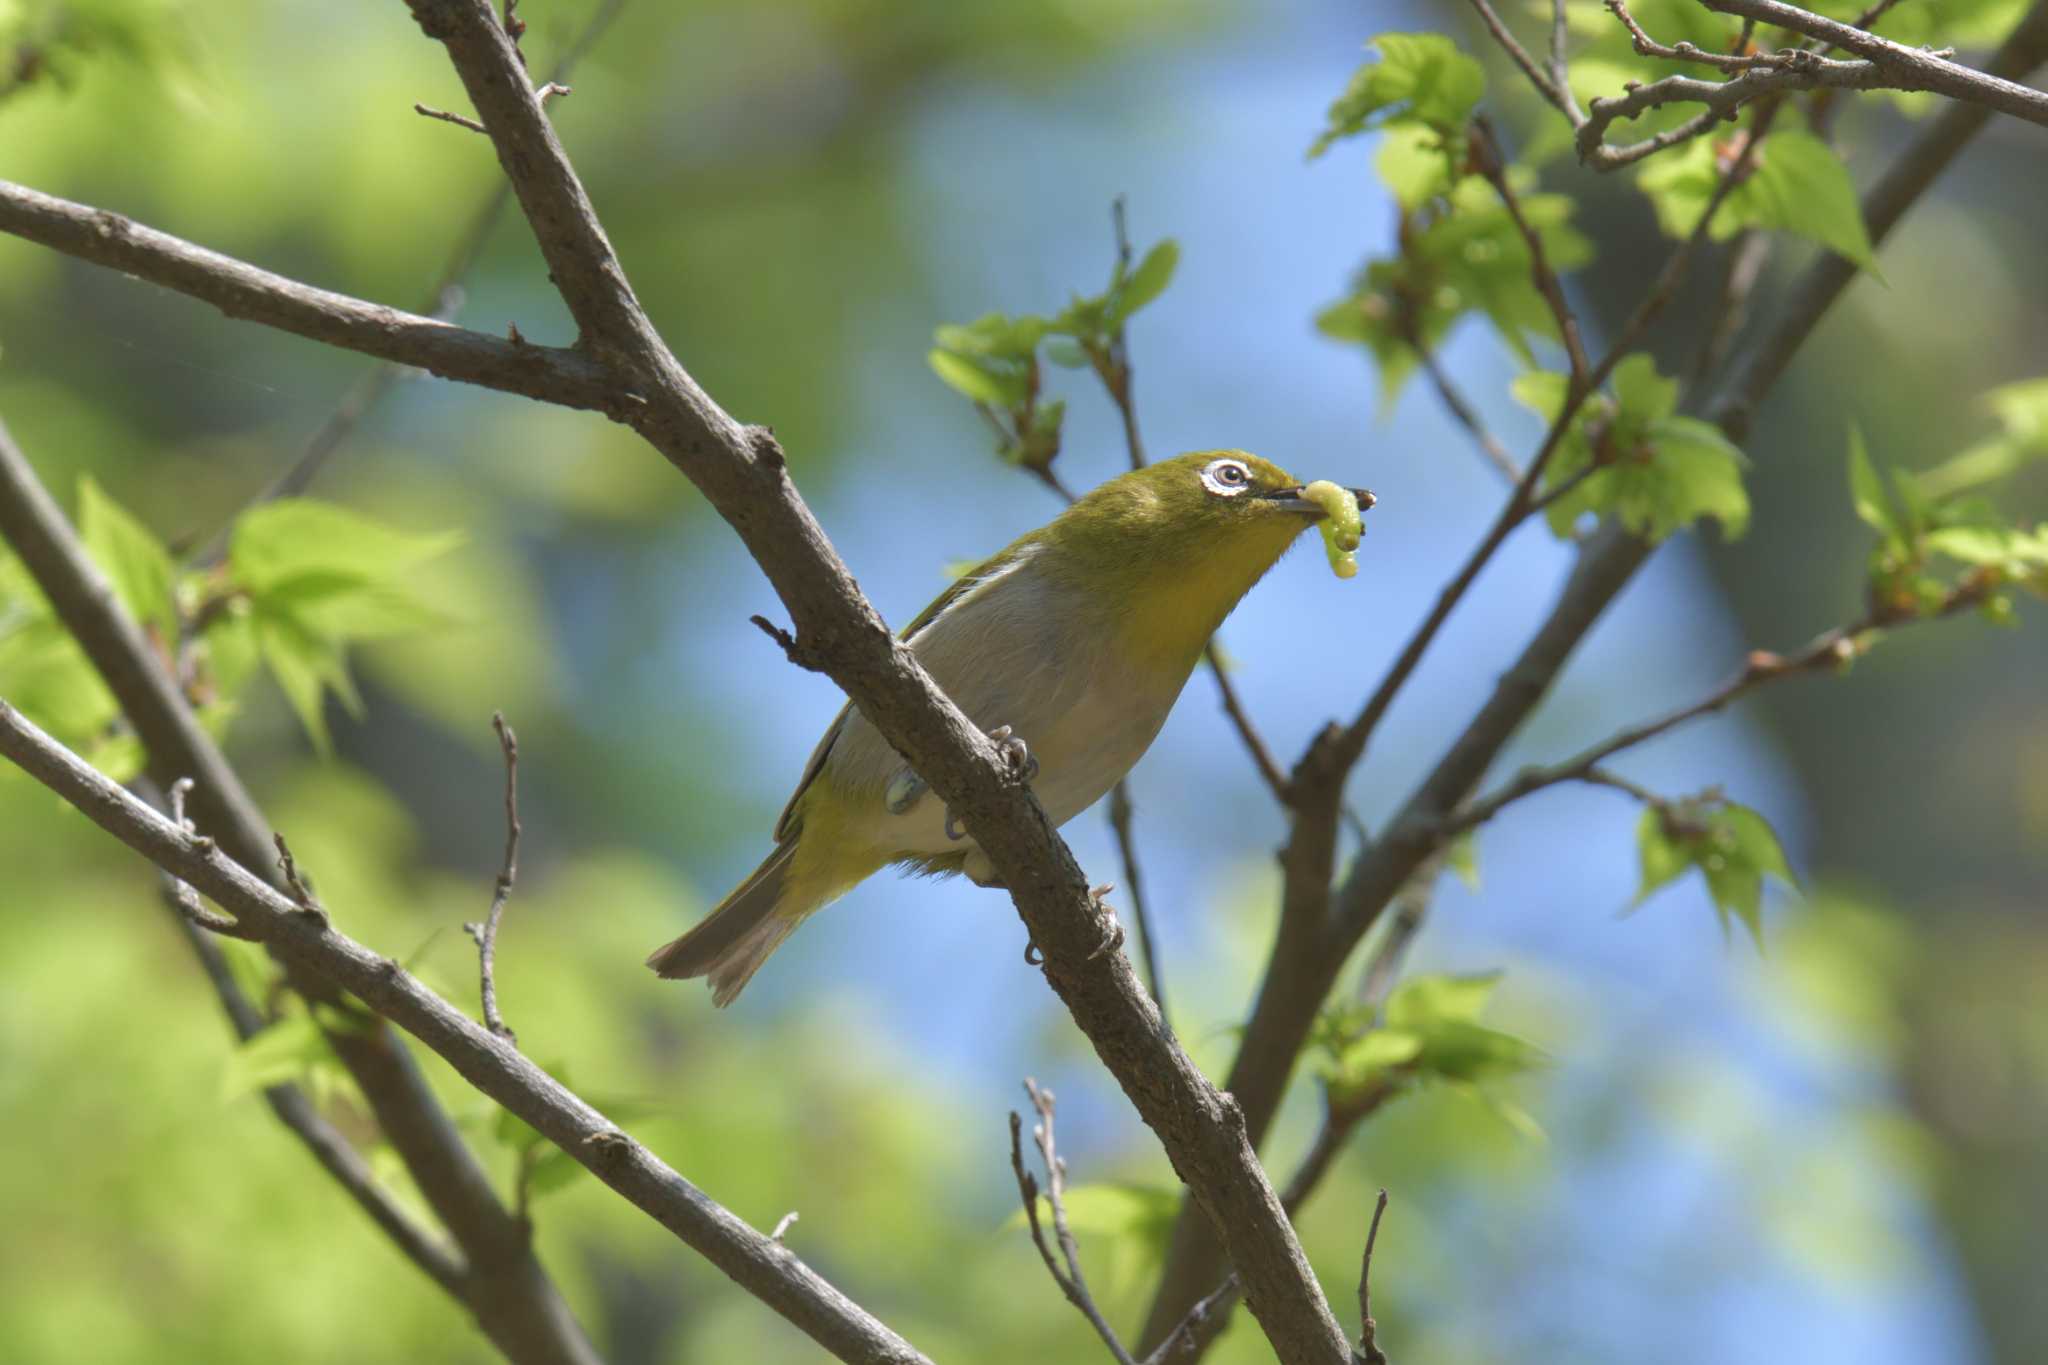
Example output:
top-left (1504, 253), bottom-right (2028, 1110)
top-left (1311, 33), bottom-right (1485, 157)
top-left (1107, 239), bottom-right (1178, 325)
top-left (77, 475), bottom-right (177, 648)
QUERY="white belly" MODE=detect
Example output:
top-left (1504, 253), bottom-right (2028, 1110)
top-left (818, 552), bottom-right (1189, 861)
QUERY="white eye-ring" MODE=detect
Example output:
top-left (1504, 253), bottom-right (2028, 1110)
top-left (1200, 457), bottom-right (1253, 497)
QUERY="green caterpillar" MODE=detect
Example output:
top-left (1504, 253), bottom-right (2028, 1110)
top-left (1303, 480), bottom-right (1361, 579)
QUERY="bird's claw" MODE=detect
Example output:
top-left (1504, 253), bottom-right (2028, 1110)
top-left (987, 725), bottom-right (1038, 783)
top-left (1087, 883), bottom-right (1125, 960)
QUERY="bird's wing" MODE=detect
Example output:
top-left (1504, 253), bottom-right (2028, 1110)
top-left (769, 537), bottom-right (1038, 842)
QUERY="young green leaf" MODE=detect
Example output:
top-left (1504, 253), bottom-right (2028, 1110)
top-left (77, 475), bottom-right (178, 648)
top-left (1638, 132), bottom-right (1880, 272)
top-left (1846, 426), bottom-right (1896, 536)
top-left (1310, 33), bottom-right (1486, 158)
top-left (1635, 799), bottom-right (1794, 947)
top-left (929, 348), bottom-right (1028, 407)
top-left (1107, 240), bottom-right (1179, 325)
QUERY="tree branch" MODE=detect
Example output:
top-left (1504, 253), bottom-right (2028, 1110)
top-left (145, 776), bottom-right (470, 1299)
top-left (1138, 3), bottom-right (2048, 1347)
top-left (0, 698), bottom-right (935, 1365)
top-left (1008, 1080), bottom-right (1140, 1365)
top-left (9, 1), bottom-right (1357, 1357)
top-left (0, 414), bottom-right (599, 1365)
top-left (1445, 579), bottom-right (1995, 839)
top-left (0, 181), bottom-right (625, 415)
top-left (464, 711), bottom-right (522, 1043)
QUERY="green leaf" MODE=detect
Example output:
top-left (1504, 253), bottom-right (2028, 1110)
top-left (254, 605), bottom-right (355, 753)
top-left (1846, 426), bottom-right (1895, 535)
top-left (928, 348), bottom-right (1026, 407)
top-left (1636, 807), bottom-right (1691, 902)
top-left (1635, 800), bottom-right (1794, 947)
top-left (1310, 33), bottom-right (1485, 157)
top-left (1042, 338), bottom-right (1091, 369)
top-left (1107, 240), bottom-right (1179, 325)
top-left (1731, 132), bottom-right (1880, 273)
top-left (229, 500), bottom-right (460, 595)
top-left (1374, 124), bottom-right (1460, 210)
top-left (1446, 830), bottom-right (1480, 890)
top-left (1386, 971), bottom-right (1502, 1028)
top-left (1637, 132), bottom-right (1879, 272)
top-left (1316, 176), bottom-right (1590, 406)
top-left (77, 475), bottom-right (177, 647)
top-left (1611, 353), bottom-right (1677, 425)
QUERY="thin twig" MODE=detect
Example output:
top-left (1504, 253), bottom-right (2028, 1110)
top-left (161, 778), bottom-right (260, 939)
top-left (1106, 781), bottom-right (1168, 1020)
top-left (1465, 0), bottom-right (1579, 123)
top-left (1355, 1191), bottom-right (1391, 1365)
top-left (1550, 0), bottom-right (1585, 124)
top-left (1206, 642), bottom-right (1292, 803)
top-left (1445, 578), bottom-right (1995, 839)
top-left (416, 102), bottom-right (490, 133)
top-left (1470, 119), bottom-right (1589, 381)
top-left (464, 711), bottom-right (522, 1043)
top-left (1008, 1081), bottom-right (1139, 1365)
top-left (1414, 342), bottom-right (1522, 486)
top-left (273, 832), bottom-right (328, 925)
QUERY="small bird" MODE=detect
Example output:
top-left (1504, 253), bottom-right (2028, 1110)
top-left (649, 450), bottom-right (1374, 1004)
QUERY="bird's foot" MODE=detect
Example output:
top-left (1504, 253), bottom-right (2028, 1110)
top-left (1021, 887), bottom-right (1123, 966)
top-left (1087, 883), bottom-right (1126, 960)
top-left (884, 768), bottom-right (927, 816)
top-left (987, 725), bottom-right (1038, 782)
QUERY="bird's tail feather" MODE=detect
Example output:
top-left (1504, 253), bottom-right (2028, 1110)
top-left (647, 840), bottom-right (801, 1007)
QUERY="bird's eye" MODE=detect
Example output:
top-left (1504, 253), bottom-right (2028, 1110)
top-left (1200, 458), bottom-right (1253, 497)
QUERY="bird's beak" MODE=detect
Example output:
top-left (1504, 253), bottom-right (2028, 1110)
top-left (1257, 486), bottom-right (1379, 519)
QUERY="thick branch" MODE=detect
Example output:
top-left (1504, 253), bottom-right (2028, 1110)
top-left (1705, 0), bottom-right (2048, 125)
top-left (0, 700), bottom-right (933, 1365)
top-left (0, 181), bottom-right (624, 414)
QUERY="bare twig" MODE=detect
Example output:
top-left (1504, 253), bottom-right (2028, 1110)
top-left (415, 101), bottom-right (490, 133)
top-left (1354, 1191), bottom-right (1391, 1365)
top-left (0, 697), bottom-right (936, 1365)
top-left (1414, 341), bottom-right (1522, 486)
top-left (1465, 0), bottom-right (1579, 122)
top-left (1706, 0), bottom-right (2048, 127)
top-left (464, 711), bottom-right (521, 1043)
top-left (273, 832), bottom-right (328, 924)
top-left (1576, 0), bottom-right (2048, 169)
top-left (1206, 642), bottom-right (1292, 804)
top-left (1470, 119), bottom-right (1589, 382)
top-left (160, 778), bottom-right (260, 939)
top-left (771, 1210), bottom-right (801, 1243)
top-left (1550, 0), bottom-right (1584, 124)
top-left (1008, 1081), bottom-right (1141, 1365)
top-left (1445, 581), bottom-right (1995, 838)
top-left (1106, 781), bottom-right (1168, 1019)
top-left (1606, 0), bottom-right (1816, 72)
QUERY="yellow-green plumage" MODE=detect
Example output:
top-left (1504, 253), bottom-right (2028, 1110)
top-left (648, 450), bottom-right (1358, 1004)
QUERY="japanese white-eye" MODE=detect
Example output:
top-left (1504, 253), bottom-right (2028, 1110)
top-left (649, 451), bottom-right (1374, 1004)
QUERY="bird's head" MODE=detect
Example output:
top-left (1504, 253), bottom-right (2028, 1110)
top-left (1053, 449), bottom-right (1372, 558)
top-left (1040, 450), bottom-right (1376, 666)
